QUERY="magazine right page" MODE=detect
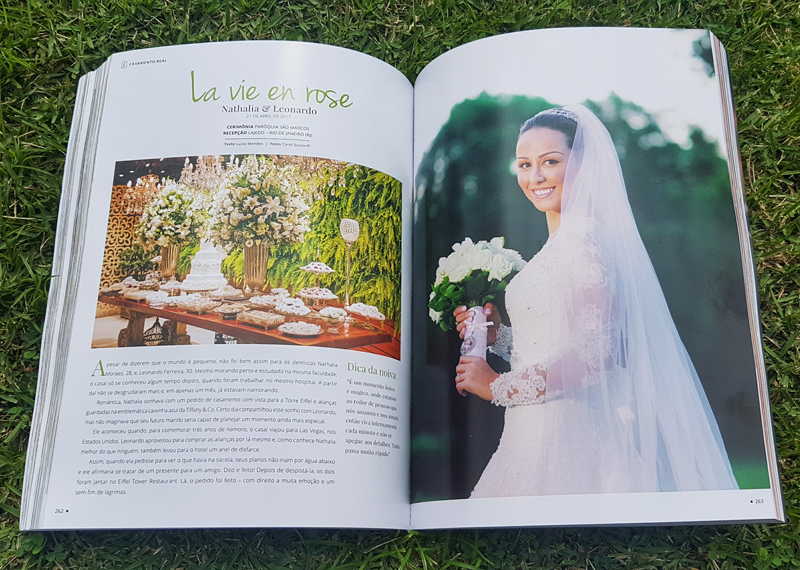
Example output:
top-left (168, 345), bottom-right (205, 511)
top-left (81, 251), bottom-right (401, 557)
top-left (410, 27), bottom-right (783, 528)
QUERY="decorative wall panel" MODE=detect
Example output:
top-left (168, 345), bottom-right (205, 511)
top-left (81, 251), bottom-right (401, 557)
top-left (99, 185), bottom-right (140, 288)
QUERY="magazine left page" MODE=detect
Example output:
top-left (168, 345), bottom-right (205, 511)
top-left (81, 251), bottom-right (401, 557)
top-left (21, 40), bottom-right (413, 530)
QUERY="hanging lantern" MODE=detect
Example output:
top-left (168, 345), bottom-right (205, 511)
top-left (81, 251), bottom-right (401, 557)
top-left (214, 333), bottom-right (237, 345)
top-left (339, 219), bottom-right (360, 306)
top-left (143, 317), bottom-right (164, 346)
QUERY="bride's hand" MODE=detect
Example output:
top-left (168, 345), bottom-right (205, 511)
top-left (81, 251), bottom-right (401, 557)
top-left (454, 303), bottom-right (501, 344)
top-left (455, 356), bottom-right (499, 400)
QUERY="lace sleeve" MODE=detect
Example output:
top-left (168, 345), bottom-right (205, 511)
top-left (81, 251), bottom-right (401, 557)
top-left (488, 323), bottom-right (513, 362)
top-left (490, 365), bottom-right (546, 406)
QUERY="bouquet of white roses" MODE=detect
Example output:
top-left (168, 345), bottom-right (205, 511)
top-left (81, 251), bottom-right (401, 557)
top-left (208, 155), bottom-right (311, 252)
top-left (136, 181), bottom-right (207, 247)
top-left (428, 237), bottom-right (525, 332)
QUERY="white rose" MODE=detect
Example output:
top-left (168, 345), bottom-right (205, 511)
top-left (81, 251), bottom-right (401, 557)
top-left (460, 246), bottom-right (481, 272)
top-left (509, 251), bottom-right (526, 271)
top-left (434, 266), bottom-right (447, 286)
top-left (429, 307), bottom-right (443, 324)
top-left (447, 258), bottom-right (472, 283)
top-left (488, 253), bottom-right (513, 281)
top-left (489, 237), bottom-right (505, 252)
top-left (452, 237), bottom-right (473, 253)
top-left (440, 253), bottom-right (459, 278)
top-left (473, 247), bottom-right (493, 272)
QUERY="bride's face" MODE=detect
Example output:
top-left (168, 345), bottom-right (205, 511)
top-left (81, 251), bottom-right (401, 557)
top-left (516, 127), bottom-right (571, 214)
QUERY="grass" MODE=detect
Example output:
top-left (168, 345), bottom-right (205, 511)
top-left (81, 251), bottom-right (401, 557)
top-left (1, 0), bottom-right (799, 568)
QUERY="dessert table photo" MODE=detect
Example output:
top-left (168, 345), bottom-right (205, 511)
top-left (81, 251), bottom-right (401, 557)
top-left (91, 154), bottom-right (402, 361)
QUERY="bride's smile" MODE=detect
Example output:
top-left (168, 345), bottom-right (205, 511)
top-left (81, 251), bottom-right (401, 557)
top-left (516, 127), bottom-right (571, 219)
top-left (531, 186), bottom-right (555, 199)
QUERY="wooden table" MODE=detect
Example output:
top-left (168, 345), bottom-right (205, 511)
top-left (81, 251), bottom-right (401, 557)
top-left (99, 295), bottom-right (395, 351)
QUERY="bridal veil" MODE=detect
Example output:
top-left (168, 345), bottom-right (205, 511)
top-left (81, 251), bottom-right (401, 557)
top-left (482, 105), bottom-right (739, 494)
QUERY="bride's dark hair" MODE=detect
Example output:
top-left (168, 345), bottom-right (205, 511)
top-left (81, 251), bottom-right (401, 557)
top-left (519, 108), bottom-right (578, 148)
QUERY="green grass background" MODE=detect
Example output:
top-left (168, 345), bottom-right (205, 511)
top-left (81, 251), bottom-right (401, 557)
top-left (1, 0), bottom-right (798, 568)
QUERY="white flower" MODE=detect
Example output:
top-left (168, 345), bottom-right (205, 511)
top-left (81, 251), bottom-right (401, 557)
top-left (509, 251), bottom-right (526, 271)
top-left (434, 254), bottom-right (457, 284)
top-left (447, 258), bottom-right (472, 283)
top-left (429, 307), bottom-right (443, 324)
top-left (459, 246), bottom-right (481, 272)
top-left (488, 253), bottom-right (513, 281)
top-left (452, 237), bottom-right (473, 253)
top-left (207, 155), bottom-right (310, 249)
top-left (473, 247), bottom-right (493, 272)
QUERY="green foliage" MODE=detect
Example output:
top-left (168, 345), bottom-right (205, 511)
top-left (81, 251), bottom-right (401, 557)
top-left (176, 242), bottom-right (200, 279)
top-left (211, 164), bottom-right (402, 326)
top-left (220, 247), bottom-right (244, 287)
top-left (122, 241), bottom-right (196, 280)
top-left (117, 244), bottom-right (156, 278)
top-left (429, 274), bottom-right (509, 331)
top-left (270, 164), bottom-right (403, 326)
top-left (0, 0), bottom-right (798, 569)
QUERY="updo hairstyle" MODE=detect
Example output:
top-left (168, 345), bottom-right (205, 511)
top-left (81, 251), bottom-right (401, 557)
top-left (519, 108), bottom-right (578, 149)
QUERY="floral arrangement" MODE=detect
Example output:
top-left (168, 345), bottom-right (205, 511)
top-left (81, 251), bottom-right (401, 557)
top-left (208, 155), bottom-right (311, 252)
top-left (136, 181), bottom-right (207, 247)
top-left (428, 237), bottom-right (526, 331)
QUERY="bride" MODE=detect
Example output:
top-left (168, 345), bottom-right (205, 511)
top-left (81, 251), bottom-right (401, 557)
top-left (453, 105), bottom-right (739, 497)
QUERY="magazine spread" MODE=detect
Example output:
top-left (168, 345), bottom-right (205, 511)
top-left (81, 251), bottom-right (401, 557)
top-left (21, 28), bottom-right (784, 531)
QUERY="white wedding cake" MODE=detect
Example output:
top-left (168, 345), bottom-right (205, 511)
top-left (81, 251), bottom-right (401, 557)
top-left (181, 240), bottom-right (228, 291)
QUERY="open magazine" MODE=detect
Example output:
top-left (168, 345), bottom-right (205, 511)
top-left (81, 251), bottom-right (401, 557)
top-left (21, 27), bottom-right (783, 530)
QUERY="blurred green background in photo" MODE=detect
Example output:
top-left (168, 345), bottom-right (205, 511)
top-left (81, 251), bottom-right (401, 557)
top-left (412, 92), bottom-right (770, 501)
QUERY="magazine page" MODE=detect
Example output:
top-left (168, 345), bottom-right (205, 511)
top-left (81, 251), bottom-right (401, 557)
top-left (22, 40), bottom-right (413, 530)
top-left (21, 72), bottom-right (99, 523)
top-left (410, 28), bottom-right (782, 528)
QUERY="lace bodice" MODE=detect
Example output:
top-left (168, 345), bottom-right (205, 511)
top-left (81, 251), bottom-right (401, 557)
top-left (489, 223), bottom-right (612, 406)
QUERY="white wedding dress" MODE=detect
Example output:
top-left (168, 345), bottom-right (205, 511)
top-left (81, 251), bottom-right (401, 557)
top-left (470, 106), bottom-right (739, 498)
